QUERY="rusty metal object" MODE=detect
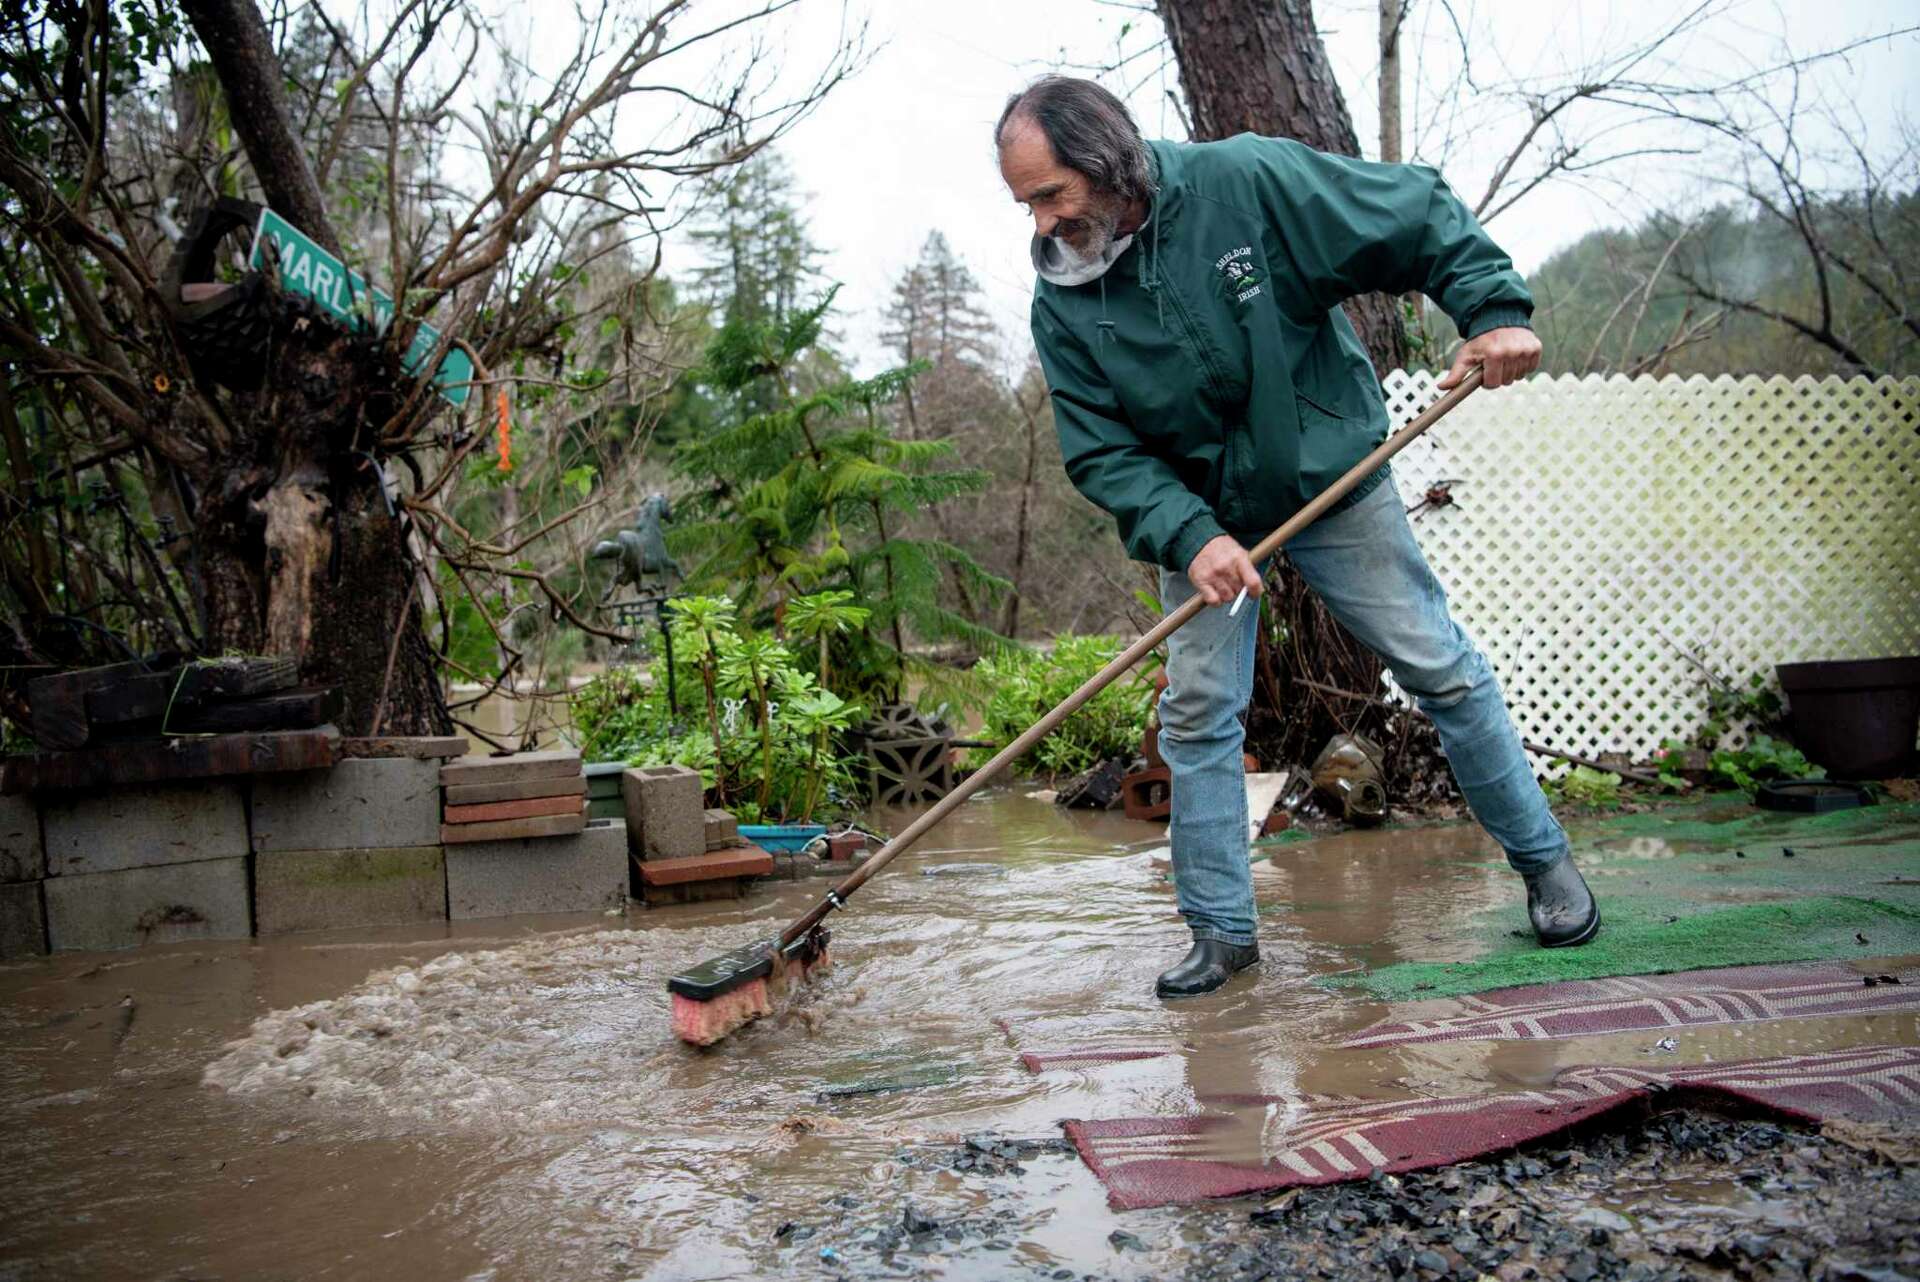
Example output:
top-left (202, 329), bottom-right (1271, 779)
top-left (1310, 733), bottom-right (1388, 825)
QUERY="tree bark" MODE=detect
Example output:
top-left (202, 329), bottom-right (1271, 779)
top-left (173, 0), bottom-right (448, 735)
top-left (1379, 0), bottom-right (1404, 164)
top-left (1155, 0), bottom-right (1410, 374)
top-left (1157, 0), bottom-right (1438, 791)
top-left (178, 0), bottom-right (342, 256)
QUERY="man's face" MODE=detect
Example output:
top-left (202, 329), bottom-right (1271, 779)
top-left (999, 117), bottom-right (1127, 255)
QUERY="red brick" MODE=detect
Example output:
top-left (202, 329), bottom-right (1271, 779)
top-left (636, 845), bottom-right (773, 887)
top-left (444, 794), bottom-right (587, 825)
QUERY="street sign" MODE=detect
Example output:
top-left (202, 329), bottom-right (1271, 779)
top-left (248, 207), bottom-right (474, 407)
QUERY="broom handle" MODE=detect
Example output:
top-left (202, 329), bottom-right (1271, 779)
top-left (779, 368), bottom-right (1483, 949)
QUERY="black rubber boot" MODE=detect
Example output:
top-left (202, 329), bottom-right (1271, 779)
top-left (1155, 939), bottom-right (1261, 999)
top-left (1524, 855), bottom-right (1601, 948)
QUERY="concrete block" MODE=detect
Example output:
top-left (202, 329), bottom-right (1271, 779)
top-left (621, 765), bottom-right (703, 859)
top-left (43, 781), bottom-right (247, 876)
top-left (439, 750), bottom-right (581, 787)
top-left (0, 882), bottom-right (47, 958)
top-left (1, 793), bottom-right (43, 882)
top-left (255, 846), bottom-right (446, 935)
top-left (251, 757), bottom-right (440, 852)
top-left (703, 808), bottom-right (738, 851)
top-left (445, 818), bottom-right (627, 920)
top-left (44, 857), bottom-right (250, 951)
top-left (645, 877), bottom-right (753, 905)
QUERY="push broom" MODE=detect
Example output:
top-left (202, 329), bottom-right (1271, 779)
top-left (668, 368), bottom-right (1485, 1046)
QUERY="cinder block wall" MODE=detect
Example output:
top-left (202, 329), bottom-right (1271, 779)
top-left (2, 757), bottom-right (636, 957)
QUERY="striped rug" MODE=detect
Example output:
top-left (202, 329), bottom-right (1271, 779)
top-left (1338, 961), bottom-right (1918, 1050)
top-left (1065, 1044), bottom-right (1920, 1209)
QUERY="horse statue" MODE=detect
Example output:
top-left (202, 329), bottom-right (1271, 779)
top-left (591, 493), bottom-right (682, 601)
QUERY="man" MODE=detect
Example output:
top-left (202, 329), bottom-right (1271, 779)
top-left (998, 76), bottom-right (1600, 1000)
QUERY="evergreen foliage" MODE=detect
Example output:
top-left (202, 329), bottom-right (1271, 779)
top-left (688, 150), bottom-right (824, 330)
top-left (570, 594), bottom-right (865, 822)
top-left (669, 287), bottom-right (1010, 706)
top-left (965, 635), bottom-right (1158, 778)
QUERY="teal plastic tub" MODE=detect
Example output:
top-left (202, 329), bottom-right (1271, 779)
top-left (738, 823), bottom-right (828, 853)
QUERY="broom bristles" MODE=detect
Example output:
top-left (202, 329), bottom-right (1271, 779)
top-left (669, 929), bottom-right (832, 1047)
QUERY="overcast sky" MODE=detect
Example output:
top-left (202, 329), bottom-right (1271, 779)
top-left (733, 0), bottom-right (1917, 373)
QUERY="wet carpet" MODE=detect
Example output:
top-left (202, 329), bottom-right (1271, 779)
top-left (1337, 959), bottom-right (1920, 1049)
top-left (1061, 1044), bottom-right (1920, 1210)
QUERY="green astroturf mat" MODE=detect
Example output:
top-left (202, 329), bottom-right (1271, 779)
top-left (1320, 794), bottom-right (1920, 999)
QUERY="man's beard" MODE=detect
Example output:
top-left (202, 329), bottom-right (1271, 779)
top-left (1053, 188), bottom-right (1129, 257)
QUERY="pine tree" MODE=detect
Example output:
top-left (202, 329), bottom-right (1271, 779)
top-left (671, 288), bottom-right (1010, 705)
top-left (688, 150), bottom-right (823, 330)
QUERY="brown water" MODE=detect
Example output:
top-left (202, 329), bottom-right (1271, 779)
top-left (0, 793), bottom-right (1908, 1281)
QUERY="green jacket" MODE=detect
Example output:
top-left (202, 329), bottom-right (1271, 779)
top-left (1030, 134), bottom-right (1532, 572)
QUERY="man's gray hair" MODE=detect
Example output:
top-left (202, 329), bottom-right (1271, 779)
top-left (996, 76), bottom-right (1156, 204)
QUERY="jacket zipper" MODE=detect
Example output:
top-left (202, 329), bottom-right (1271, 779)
top-left (1146, 263), bottom-right (1232, 404)
top-left (1143, 254), bottom-right (1249, 520)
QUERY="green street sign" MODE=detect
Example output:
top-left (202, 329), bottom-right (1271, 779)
top-left (248, 207), bottom-right (474, 407)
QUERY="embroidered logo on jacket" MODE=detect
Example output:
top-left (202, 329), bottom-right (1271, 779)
top-left (1214, 246), bottom-right (1265, 305)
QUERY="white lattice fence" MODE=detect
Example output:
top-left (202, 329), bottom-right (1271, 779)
top-left (1377, 372), bottom-right (1920, 774)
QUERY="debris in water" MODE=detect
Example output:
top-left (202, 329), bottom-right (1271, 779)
top-left (1108, 1229), bottom-right (1147, 1252)
top-left (920, 863), bottom-right (1007, 878)
top-left (902, 1204), bottom-right (940, 1235)
top-left (1783, 846), bottom-right (1797, 858)
top-left (816, 1064), bottom-right (956, 1101)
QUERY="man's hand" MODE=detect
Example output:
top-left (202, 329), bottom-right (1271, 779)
top-left (1438, 326), bottom-right (1541, 390)
top-left (1185, 535), bottom-right (1261, 607)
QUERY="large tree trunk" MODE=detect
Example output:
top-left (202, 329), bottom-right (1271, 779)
top-left (175, 0), bottom-right (449, 736)
top-left (1155, 0), bottom-right (1409, 373)
top-left (193, 308), bottom-right (451, 736)
top-left (1158, 0), bottom-right (1449, 799)
top-left (1379, 0), bottom-right (1404, 164)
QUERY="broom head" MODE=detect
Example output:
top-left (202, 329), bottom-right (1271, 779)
top-left (669, 926), bottom-right (832, 1047)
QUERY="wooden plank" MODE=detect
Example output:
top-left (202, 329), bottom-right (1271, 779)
top-left (85, 685), bottom-right (337, 738)
top-left (438, 749), bottom-right (583, 787)
top-left (444, 794), bottom-right (588, 825)
top-left (339, 735), bottom-right (470, 760)
top-left (439, 808), bottom-right (586, 844)
top-left (443, 774), bottom-right (587, 806)
top-left (161, 687), bottom-right (339, 734)
top-left (28, 658), bottom-right (178, 750)
top-left (173, 656), bottom-right (298, 702)
top-left (637, 845), bottom-right (774, 887)
top-left (2, 727), bottom-right (340, 794)
top-left (83, 669), bottom-right (183, 727)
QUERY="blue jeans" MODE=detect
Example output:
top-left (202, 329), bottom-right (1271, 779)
top-left (1156, 479), bottom-right (1569, 946)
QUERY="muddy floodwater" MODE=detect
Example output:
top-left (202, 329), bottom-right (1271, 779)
top-left (1, 792), bottom-right (1913, 1281)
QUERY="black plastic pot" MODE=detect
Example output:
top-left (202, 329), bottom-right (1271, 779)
top-left (1755, 779), bottom-right (1874, 814)
top-left (1776, 656), bottom-right (1920, 779)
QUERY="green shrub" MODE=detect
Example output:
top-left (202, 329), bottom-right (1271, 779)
top-left (1709, 735), bottom-right (1822, 796)
top-left (967, 635), bottom-right (1157, 778)
top-left (569, 593), bottom-right (866, 822)
top-left (1542, 764), bottom-right (1624, 811)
